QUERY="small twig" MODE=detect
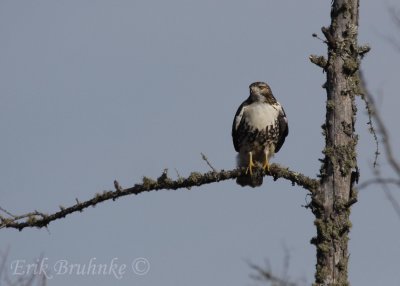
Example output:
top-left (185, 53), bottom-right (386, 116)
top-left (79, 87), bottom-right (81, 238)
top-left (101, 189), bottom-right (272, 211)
top-left (312, 32), bottom-right (328, 44)
top-left (174, 168), bottom-right (182, 179)
top-left (200, 152), bottom-right (218, 172)
top-left (113, 180), bottom-right (123, 192)
top-left (248, 262), bottom-right (297, 286)
top-left (359, 71), bottom-right (380, 168)
top-left (0, 207), bottom-right (16, 218)
top-left (282, 242), bottom-right (291, 283)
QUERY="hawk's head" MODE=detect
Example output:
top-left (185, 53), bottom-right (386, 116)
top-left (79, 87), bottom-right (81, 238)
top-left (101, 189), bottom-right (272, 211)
top-left (249, 82), bottom-right (276, 103)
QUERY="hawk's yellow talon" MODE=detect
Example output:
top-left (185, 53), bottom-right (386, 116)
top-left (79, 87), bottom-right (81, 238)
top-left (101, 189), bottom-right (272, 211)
top-left (263, 153), bottom-right (270, 172)
top-left (245, 152), bottom-right (256, 175)
top-left (262, 161), bottom-right (270, 172)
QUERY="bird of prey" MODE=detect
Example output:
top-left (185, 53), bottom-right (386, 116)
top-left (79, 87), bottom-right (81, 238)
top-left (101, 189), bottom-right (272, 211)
top-left (232, 82), bottom-right (288, 187)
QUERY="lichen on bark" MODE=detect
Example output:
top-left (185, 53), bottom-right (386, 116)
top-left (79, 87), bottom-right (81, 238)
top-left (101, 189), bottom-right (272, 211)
top-left (311, 0), bottom-right (365, 284)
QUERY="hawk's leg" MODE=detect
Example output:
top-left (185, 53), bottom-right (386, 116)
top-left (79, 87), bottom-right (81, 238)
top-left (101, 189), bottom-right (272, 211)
top-left (245, 151), bottom-right (256, 176)
top-left (262, 150), bottom-right (270, 172)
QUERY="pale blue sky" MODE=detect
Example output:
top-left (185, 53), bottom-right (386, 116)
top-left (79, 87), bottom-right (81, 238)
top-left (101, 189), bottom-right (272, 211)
top-left (1, 1), bottom-right (400, 285)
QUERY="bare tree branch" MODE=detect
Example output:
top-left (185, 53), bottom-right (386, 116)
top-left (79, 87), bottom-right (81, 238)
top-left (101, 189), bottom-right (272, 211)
top-left (359, 72), bottom-right (380, 167)
top-left (360, 71), bottom-right (400, 175)
top-left (0, 207), bottom-right (16, 218)
top-left (382, 184), bottom-right (400, 221)
top-left (1, 249), bottom-right (47, 286)
top-left (359, 71), bottom-right (400, 221)
top-left (0, 247), bottom-right (10, 283)
top-left (200, 152), bottom-right (218, 172)
top-left (372, 8), bottom-right (400, 53)
top-left (249, 262), bottom-right (298, 286)
top-left (388, 6), bottom-right (400, 52)
top-left (358, 177), bottom-right (400, 189)
top-left (0, 164), bottom-right (318, 231)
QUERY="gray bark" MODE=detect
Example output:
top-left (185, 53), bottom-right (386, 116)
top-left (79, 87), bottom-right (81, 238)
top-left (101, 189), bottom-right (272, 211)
top-left (311, 0), bottom-right (362, 285)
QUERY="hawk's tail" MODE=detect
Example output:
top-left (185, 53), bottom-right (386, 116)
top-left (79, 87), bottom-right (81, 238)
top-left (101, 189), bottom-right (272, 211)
top-left (236, 174), bottom-right (263, 188)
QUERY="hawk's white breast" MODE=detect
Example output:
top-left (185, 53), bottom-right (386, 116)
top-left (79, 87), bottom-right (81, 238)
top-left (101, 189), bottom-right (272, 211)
top-left (243, 103), bottom-right (280, 130)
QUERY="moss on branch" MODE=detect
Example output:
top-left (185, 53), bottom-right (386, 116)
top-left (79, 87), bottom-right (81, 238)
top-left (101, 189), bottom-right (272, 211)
top-left (0, 164), bottom-right (317, 231)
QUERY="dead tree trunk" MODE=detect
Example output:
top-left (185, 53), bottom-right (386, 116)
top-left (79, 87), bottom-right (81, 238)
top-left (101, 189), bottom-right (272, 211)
top-left (310, 0), bottom-right (362, 285)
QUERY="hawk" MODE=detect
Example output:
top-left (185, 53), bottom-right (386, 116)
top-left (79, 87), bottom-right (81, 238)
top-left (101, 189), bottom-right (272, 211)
top-left (232, 82), bottom-right (288, 187)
